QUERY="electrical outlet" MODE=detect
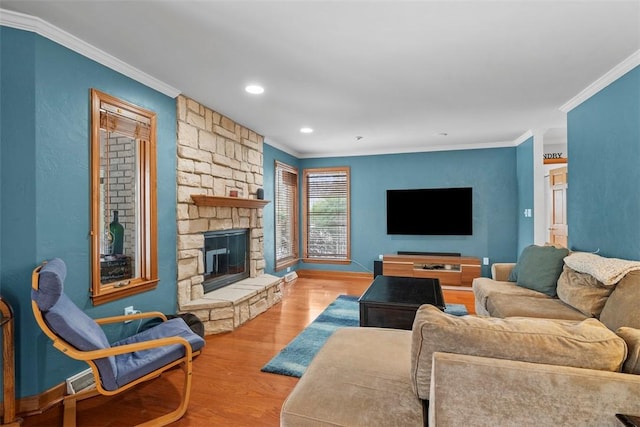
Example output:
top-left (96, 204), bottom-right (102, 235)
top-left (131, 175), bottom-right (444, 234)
top-left (483, 257), bottom-right (489, 265)
top-left (124, 306), bottom-right (134, 323)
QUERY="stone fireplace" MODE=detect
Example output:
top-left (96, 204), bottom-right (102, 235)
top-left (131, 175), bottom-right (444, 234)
top-left (175, 96), bottom-right (282, 334)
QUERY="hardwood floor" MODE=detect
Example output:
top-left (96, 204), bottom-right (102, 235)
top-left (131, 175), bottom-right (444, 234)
top-left (21, 276), bottom-right (475, 427)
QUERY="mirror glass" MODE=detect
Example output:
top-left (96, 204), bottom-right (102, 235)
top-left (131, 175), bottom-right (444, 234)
top-left (91, 89), bottom-right (158, 305)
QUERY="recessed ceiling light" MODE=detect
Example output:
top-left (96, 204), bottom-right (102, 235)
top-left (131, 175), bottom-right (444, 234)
top-left (300, 127), bottom-right (314, 134)
top-left (245, 84), bottom-right (264, 95)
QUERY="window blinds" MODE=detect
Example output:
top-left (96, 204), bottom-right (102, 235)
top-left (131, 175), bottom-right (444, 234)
top-left (305, 169), bottom-right (348, 260)
top-left (275, 163), bottom-right (298, 265)
top-left (100, 107), bottom-right (151, 141)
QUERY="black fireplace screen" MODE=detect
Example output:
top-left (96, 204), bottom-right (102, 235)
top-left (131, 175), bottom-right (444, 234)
top-left (203, 229), bottom-right (249, 293)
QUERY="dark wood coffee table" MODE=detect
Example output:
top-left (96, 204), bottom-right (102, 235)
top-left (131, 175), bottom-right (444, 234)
top-left (359, 275), bottom-right (445, 330)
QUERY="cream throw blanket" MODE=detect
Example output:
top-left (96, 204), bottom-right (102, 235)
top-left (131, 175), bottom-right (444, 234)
top-left (564, 252), bottom-right (640, 286)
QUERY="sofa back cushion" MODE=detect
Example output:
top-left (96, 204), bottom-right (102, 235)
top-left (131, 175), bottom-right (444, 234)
top-left (410, 305), bottom-right (627, 400)
top-left (600, 270), bottom-right (640, 331)
top-left (556, 266), bottom-right (614, 318)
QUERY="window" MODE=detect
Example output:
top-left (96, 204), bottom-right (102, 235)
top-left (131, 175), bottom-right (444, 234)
top-left (275, 161), bottom-right (299, 270)
top-left (302, 167), bottom-right (350, 263)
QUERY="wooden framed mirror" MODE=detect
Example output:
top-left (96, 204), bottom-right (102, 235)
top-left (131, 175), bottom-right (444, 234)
top-left (90, 89), bottom-right (158, 305)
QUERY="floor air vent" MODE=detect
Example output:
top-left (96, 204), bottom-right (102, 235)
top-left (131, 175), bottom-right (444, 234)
top-left (66, 368), bottom-right (96, 394)
top-left (284, 271), bottom-right (298, 283)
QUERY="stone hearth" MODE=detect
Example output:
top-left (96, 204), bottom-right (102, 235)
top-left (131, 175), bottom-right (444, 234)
top-left (175, 96), bottom-right (282, 334)
top-left (179, 275), bottom-right (282, 334)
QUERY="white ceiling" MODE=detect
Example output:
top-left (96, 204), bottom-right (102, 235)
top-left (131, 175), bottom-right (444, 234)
top-left (2, 1), bottom-right (639, 158)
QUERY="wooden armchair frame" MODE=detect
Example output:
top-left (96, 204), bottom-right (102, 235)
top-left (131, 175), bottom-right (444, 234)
top-left (31, 264), bottom-right (199, 427)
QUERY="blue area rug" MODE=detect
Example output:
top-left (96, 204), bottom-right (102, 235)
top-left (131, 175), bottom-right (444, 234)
top-left (261, 295), bottom-right (468, 378)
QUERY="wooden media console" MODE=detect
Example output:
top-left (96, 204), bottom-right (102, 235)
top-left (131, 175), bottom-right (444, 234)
top-left (382, 254), bottom-right (481, 287)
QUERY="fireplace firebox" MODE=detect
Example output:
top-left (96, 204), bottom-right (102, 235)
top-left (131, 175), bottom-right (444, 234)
top-left (202, 229), bottom-right (249, 293)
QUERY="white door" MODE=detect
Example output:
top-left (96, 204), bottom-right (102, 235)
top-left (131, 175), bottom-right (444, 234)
top-left (549, 166), bottom-right (568, 247)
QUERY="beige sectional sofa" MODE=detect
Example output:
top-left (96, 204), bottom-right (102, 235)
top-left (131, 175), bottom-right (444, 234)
top-left (281, 251), bottom-right (640, 426)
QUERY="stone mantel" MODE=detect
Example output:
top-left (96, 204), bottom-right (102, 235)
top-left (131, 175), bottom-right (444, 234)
top-left (191, 194), bottom-right (270, 209)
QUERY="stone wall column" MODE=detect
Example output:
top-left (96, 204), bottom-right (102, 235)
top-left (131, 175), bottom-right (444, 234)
top-left (176, 95), bottom-right (266, 306)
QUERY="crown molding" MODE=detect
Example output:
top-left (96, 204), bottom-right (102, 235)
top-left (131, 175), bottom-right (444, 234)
top-left (513, 130), bottom-right (534, 146)
top-left (294, 139), bottom-right (517, 159)
top-left (0, 8), bottom-right (181, 98)
top-left (263, 137), bottom-right (303, 158)
top-left (560, 49), bottom-right (640, 113)
top-left (269, 130), bottom-right (540, 159)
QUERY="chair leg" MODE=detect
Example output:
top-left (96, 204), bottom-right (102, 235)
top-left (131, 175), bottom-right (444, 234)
top-left (135, 357), bottom-right (193, 427)
top-left (57, 358), bottom-right (194, 427)
top-left (62, 388), bottom-right (100, 427)
top-left (62, 396), bottom-right (77, 427)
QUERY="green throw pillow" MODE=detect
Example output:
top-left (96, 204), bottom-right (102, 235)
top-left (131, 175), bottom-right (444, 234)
top-left (512, 245), bottom-right (569, 296)
top-left (508, 262), bottom-right (519, 282)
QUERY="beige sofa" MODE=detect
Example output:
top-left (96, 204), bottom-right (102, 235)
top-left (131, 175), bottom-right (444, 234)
top-left (281, 254), bottom-right (640, 426)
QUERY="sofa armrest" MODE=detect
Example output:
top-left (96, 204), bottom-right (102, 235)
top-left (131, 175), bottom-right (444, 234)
top-left (429, 352), bottom-right (640, 427)
top-left (490, 262), bottom-right (515, 281)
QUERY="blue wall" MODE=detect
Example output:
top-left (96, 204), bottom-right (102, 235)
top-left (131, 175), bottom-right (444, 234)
top-left (515, 136), bottom-right (534, 256)
top-left (0, 27), bottom-right (178, 398)
top-left (263, 146), bottom-right (519, 278)
top-left (568, 66), bottom-right (640, 259)
top-left (1, 27), bottom-right (39, 399)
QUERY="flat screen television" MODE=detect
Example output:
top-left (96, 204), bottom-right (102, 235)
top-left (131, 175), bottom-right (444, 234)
top-left (386, 187), bottom-right (472, 235)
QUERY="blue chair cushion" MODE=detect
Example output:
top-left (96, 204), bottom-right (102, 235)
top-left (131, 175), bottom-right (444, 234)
top-left (34, 257), bottom-right (205, 392)
top-left (111, 317), bottom-right (205, 388)
top-left (34, 258), bottom-right (119, 390)
top-left (32, 258), bottom-right (66, 311)
top-left (43, 294), bottom-right (120, 390)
